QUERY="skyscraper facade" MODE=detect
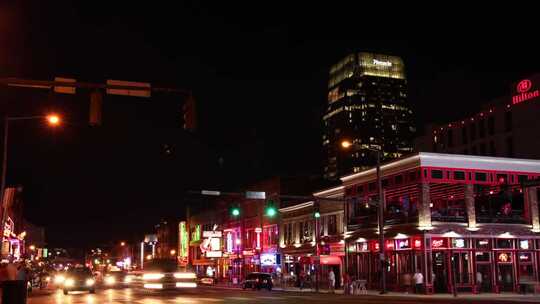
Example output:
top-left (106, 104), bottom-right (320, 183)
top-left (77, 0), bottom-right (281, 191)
top-left (323, 52), bottom-right (415, 180)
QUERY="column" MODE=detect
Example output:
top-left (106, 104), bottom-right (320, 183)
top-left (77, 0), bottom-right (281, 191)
top-left (465, 184), bottom-right (477, 230)
top-left (418, 183), bottom-right (432, 229)
top-left (525, 187), bottom-right (540, 232)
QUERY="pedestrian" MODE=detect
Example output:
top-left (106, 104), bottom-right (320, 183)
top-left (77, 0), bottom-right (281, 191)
top-left (476, 271), bottom-right (483, 293)
top-left (402, 272), bottom-right (412, 294)
top-left (328, 269), bottom-right (335, 293)
top-left (343, 272), bottom-right (351, 295)
top-left (413, 269), bottom-right (424, 294)
top-left (299, 270), bottom-right (306, 290)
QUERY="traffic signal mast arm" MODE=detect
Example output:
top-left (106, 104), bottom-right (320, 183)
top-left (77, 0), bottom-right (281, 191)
top-left (0, 77), bottom-right (190, 94)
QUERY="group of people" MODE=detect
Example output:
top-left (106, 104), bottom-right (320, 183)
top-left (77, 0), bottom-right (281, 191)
top-left (0, 260), bottom-right (31, 303)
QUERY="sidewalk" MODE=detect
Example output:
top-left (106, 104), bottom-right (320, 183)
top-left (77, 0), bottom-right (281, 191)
top-left (210, 283), bottom-right (540, 302)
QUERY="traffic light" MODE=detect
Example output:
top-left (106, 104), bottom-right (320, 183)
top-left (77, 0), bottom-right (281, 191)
top-left (231, 207), bottom-right (240, 217)
top-left (265, 200), bottom-right (277, 217)
top-left (314, 201), bottom-right (321, 219)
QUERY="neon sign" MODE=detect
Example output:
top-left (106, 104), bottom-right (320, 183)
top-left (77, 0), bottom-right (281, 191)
top-left (432, 239), bottom-right (445, 248)
top-left (513, 79), bottom-right (539, 105)
top-left (178, 222), bottom-right (189, 265)
top-left (498, 252), bottom-right (511, 263)
top-left (413, 239), bottom-right (422, 249)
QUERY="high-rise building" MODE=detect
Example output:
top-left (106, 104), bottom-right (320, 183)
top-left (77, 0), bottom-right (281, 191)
top-left (323, 52), bottom-right (415, 180)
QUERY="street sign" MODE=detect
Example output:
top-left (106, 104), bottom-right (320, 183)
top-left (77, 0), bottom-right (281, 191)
top-left (106, 79), bottom-right (151, 98)
top-left (246, 191), bottom-right (266, 199)
top-left (54, 77), bottom-right (76, 94)
top-left (202, 190), bottom-right (221, 196)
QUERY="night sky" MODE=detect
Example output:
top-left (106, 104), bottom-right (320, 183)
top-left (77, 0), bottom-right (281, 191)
top-left (1, 2), bottom-right (540, 248)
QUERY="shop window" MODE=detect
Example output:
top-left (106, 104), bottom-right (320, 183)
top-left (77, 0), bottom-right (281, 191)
top-left (431, 170), bottom-right (443, 179)
top-left (505, 111), bottom-right (512, 132)
top-left (518, 175), bottom-right (528, 183)
top-left (368, 182), bottom-right (376, 192)
top-left (409, 171), bottom-right (417, 182)
top-left (431, 196), bottom-right (466, 222)
top-left (475, 172), bottom-right (487, 181)
top-left (382, 179), bottom-right (390, 187)
top-left (454, 171), bottom-right (466, 180)
top-left (496, 239), bottom-right (513, 249)
top-left (475, 252), bottom-right (490, 262)
top-left (470, 123), bottom-right (476, 141)
top-left (475, 239), bottom-right (491, 249)
top-left (327, 215), bottom-right (337, 235)
top-left (506, 137), bottom-right (514, 157)
top-left (478, 120), bottom-right (485, 138)
top-left (488, 116), bottom-right (495, 135)
top-left (395, 175), bottom-right (403, 185)
top-left (357, 185), bottom-right (364, 194)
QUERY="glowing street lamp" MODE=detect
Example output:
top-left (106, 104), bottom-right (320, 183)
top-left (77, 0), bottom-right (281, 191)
top-left (29, 245), bottom-right (36, 251)
top-left (120, 242), bottom-right (126, 246)
top-left (46, 114), bottom-right (61, 126)
top-left (0, 113), bottom-right (63, 247)
top-left (341, 140), bottom-right (352, 149)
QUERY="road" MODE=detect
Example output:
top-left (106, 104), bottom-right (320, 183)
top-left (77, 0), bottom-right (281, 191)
top-left (27, 287), bottom-right (538, 304)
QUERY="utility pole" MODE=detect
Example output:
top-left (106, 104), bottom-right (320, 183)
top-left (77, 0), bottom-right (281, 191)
top-left (376, 150), bottom-right (386, 294)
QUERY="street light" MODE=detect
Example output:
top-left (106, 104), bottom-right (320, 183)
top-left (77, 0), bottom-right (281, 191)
top-left (29, 245), bottom-right (36, 251)
top-left (341, 140), bottom-right (386, 294)
top-left (0, 114), bottom-right (62, 248)
top-left (120, 242), bottom-right (126, 247)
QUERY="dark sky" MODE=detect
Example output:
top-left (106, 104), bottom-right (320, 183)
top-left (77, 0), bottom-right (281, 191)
top-left (1, 2), bottom-right (540, 248)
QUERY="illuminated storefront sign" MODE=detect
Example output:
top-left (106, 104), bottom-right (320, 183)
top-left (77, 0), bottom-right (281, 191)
top-left (373, 59), bottom-right (392, 67)
top-left (243, 250), bottom-right (255, 256)
top-left (413, 239), bottom-right (422, 249)
top-left (498, 252), bottom-right (512, 263)
top-left (261, 253), bottom-right (277, 266)
top-left (201, 230), bottom-right (222, 258)
top-left (520, 240), bottom-right (530, 250)
top-left (519, 253), bottom-right (531, 262)
top-left (178, 222), bottom-right (189, 265)
top-left (191, 225), bottom-right (201, 242)
top-left (385, 240), bottom-right (394, 250)
top-left (512, 79), bottom-right (539, 105)
top-left (226, 232), bottom-right (233, 253)
top-left (453, 239), bottom-right (465, 248)
top-left (3, 217), bottom-right (14, 237)
top-left (397, 239), bottom-right (410, 249)
top-left (431, 238), bottom-right (446, 249)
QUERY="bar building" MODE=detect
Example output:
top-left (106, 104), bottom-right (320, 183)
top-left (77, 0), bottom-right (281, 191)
top-left (340, 152), bottom-right (540, 293)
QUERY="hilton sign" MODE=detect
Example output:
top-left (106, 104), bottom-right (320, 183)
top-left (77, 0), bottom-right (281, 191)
top-left (512, 79), bottom-right (539, 105)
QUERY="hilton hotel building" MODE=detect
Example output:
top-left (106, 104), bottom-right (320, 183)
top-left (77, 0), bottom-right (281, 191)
top-left (415, 74), bottom-right (540, 159)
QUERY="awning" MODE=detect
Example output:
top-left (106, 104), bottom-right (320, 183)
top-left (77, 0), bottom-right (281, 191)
top-left (192, 259), bottom-right (215, 266)
top-left (320, 255), bottom-right (342, 265)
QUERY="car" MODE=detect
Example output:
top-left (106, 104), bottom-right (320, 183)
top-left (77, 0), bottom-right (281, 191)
top-left (242, 272), bottom-right (273, 291)
top-left (141, 258), bottom-right (197, 290)
top-left (62, 267), bottom-right (96, 295)
top-left (103, 269), bottom-right (133, 288)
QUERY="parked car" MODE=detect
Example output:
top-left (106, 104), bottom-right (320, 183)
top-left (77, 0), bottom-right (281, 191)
top-left (242, 272), bottom-right (273, 291)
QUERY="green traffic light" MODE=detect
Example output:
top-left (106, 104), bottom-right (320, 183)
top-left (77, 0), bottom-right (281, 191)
top-left (265, 207), bottom-right (277, 217)
top-left (231, 208), bottom-right (240, 216)
top-left (314, 211), bottom-right (321, 218)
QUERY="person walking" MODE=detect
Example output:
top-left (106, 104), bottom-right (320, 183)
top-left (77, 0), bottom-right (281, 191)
top-left (328, 269), bottom-right (335, 293)
top-left (413, 269), bottom-right (424, 294)
top-left (402, 272), bottom-right (412, 294)
top-left (476, 271), bottom-right (483, 293)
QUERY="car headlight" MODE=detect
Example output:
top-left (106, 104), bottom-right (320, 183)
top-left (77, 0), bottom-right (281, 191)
top-left (54, 275), bottom-right (65, 284)
top-left (143, 273), bottom-right (164, 280)
top-left (105, 276), bottom-right (116, 285)
top-left (86, 279), bottom-right (95, 286)
top-left (174, 272), bottom-right (196, 279)
top-left (64, 278), bottom-right (75, 287)
top-left (124, 275), bottom-right (134, 283)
